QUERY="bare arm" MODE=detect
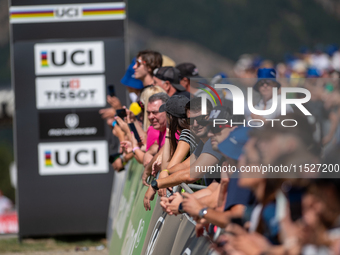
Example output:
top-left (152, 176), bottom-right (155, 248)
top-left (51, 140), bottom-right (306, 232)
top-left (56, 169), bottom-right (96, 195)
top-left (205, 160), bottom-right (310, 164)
top-left (157, 153), bottom-right (220, 189)
top-left (192, 181), bottom-right (219, 200)
top-left (193, 182), bottom-right (220, 209)
top-left (168, 141), bottom-right (190, 169)
top-left (143, 142), bottom-right (159, 166)
top-left (161, 129), bottom-right (171, 170)
top-left (168, 154), bottom-right (193, 174)
top-left (142, 146), bottom-right (164, 186)
top-left (200, 205), bottom-right (245, 228)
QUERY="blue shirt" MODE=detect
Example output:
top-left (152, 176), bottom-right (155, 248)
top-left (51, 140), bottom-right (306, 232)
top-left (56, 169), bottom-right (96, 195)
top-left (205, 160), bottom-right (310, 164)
top-left (224, 177), bottom-right (255, 211)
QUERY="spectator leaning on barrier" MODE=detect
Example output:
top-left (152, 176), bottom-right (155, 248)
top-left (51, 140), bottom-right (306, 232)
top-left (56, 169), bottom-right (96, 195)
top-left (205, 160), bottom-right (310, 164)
top-left (153, 66), bottom-right (191, 99)
top-left (143, 92), bottom-right (169, 165)
top-left (182, 127), bottom-right (255, 231)
top-left (120, 86), bottom-right (167, 165)
top-left (159, 97), bottom-right (214, 214)
top-left (143, 105), bottom-right (244, 211)
top-left (139, 86), bottom-right (167, 131)
top-left (156, 96), bottom-right (202, 195)
top-left (144, 95), bottom-right (203, 208)
top-left (141, 92), bottom-right (170, 185)
top-left (133, 50), bottom-right (163, 87)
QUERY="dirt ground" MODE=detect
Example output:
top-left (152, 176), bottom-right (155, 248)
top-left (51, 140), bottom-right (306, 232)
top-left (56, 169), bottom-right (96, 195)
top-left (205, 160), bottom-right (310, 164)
top-left (2, 250), bottom-right (108, 255)
top-left (0, 234), bottom-right (109, 255)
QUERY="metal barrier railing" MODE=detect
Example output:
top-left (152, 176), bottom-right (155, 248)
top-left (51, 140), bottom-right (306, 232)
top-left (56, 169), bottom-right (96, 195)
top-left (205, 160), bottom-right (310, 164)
top-left (187, 183), bottom-right (206, 190)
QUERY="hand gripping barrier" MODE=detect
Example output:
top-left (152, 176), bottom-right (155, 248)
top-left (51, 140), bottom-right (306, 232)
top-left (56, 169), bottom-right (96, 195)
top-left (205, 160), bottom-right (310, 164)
top-left (108, 159), bottom-right (212, 255)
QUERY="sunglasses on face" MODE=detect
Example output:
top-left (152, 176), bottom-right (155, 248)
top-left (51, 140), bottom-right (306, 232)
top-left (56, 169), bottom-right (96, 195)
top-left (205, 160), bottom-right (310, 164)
top-left (208, 124), bottom-right (232, 134)
top-left (258, 79), bottom-right (277, 88)
top-left (186, 115), bottom-right (208, 125)
top-left (136, 58), bottom-right (145, 68)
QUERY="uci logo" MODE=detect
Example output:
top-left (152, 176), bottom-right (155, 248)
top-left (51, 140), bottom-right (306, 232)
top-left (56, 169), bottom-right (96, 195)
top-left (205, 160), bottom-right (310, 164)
top-left (42, 49), bottom-right (93, 67)
top-left (38, 141), bottom-right (108, 175)
top-left (35, 41), bottom-right (105, 75)
top-left (54, 7), bottom-right (80, 18)
top-left (45, 149), bottom-right (97, 167)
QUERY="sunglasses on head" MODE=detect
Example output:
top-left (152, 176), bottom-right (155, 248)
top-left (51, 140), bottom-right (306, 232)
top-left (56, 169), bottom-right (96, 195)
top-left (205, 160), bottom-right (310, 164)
top-left (186, 115), bottom-right (208, 125)
top-left (208, 123), bottom-right (232, 134)
top-left (138, 101), bottom-right (144, 110)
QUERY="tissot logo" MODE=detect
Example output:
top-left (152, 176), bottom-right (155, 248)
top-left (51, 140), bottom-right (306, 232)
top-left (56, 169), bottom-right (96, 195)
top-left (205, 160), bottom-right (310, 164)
top-left (36, 75), bottom-right (106, 109)
top-left (38, 141), bottom-right (108, 175)
top-left (35, 41), bottom-right (104, 75)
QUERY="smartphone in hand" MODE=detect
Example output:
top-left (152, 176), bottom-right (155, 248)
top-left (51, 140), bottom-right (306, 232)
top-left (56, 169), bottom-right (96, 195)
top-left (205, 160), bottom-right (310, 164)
top-left (116, 108), bottom-right (127, 119)
top-left (128, 123), bottom-right (141, 143)
top-left (107, 84), bottom-right (115, 97)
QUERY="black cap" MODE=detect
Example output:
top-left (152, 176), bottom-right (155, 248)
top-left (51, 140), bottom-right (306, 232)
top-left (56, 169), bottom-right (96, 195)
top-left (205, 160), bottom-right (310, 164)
top-left (197, 105), bottom-right (232, 126)
top-left (159, 95), bottom-right (189, 118)
top-left (176, 63), bottom-right (200, 78)
top-left (153, 66), bottom-right (186, 92)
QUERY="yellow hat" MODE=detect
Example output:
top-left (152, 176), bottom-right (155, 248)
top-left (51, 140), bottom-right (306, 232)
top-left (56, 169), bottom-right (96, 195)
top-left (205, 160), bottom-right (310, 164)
top-left (129, 102), bottom-right (142, 116)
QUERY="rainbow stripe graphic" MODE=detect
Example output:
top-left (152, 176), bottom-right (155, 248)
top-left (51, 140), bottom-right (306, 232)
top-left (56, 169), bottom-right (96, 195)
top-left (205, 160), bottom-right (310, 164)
top-left (199, 82), bottom-right (223, 106)
top-left (10, 3), bottom-right (126, 24)
top-left (45, 151), bottom-right (53, 167)
top-left (10, 9), bottom-right (54, 19)
top-left (82, 7), bottom-right (125, 16)
top-left (41, 51), bottom-right (48, 67)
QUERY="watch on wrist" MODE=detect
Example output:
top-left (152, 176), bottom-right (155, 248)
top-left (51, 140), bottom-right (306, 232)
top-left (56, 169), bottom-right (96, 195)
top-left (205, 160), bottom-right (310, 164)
top-left (151, 180), bottom-right (159, 191)
top-left (198, 207), bottom-right (208, 219)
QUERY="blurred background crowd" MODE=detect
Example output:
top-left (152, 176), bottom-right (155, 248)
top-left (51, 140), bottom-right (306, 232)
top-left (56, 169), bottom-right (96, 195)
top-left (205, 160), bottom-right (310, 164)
top-left (1, 1), bottom-right (340, 253)
top-left (99, 45), bottom-right (340, 254)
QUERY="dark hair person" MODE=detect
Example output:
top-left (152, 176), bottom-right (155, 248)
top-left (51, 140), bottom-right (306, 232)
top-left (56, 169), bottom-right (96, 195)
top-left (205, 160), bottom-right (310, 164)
top-left (159, 95), bottom-right (192, 158)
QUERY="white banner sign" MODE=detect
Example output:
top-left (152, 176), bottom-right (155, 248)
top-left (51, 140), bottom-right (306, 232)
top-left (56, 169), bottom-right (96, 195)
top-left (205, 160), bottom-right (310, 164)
top-left (34, 41), bottom-right (105, 75)
top-left (38, 140), bottom-right (109, 175)
top-left (35, 75), bottom-right (106, 109)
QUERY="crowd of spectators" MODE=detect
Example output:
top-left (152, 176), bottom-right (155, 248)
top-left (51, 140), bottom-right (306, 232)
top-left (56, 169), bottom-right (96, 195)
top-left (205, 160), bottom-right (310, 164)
top-left (100, 46), bottom-right (340, 254)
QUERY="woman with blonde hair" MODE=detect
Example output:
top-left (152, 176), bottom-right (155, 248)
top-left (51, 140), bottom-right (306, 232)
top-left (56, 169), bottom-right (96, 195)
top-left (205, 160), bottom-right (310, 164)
top-left (139, 85), bottom-right (166, 130)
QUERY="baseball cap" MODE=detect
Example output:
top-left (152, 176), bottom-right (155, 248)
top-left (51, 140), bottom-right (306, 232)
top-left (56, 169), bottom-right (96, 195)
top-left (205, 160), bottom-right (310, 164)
top-left (176, 63), bottom-right (201, 78)
top-left (153, 66), bottom-right (186, 92)
top-left (253, 68), bottom-right (281, 92)
top-left (159, 95), bottom-right (189, 118)
top-left (197, 105), bottom-right (234, 125)
top-left (218, 127), bottom-right (251, 160)
top-left (120, 58), bottom-right (144, 89)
